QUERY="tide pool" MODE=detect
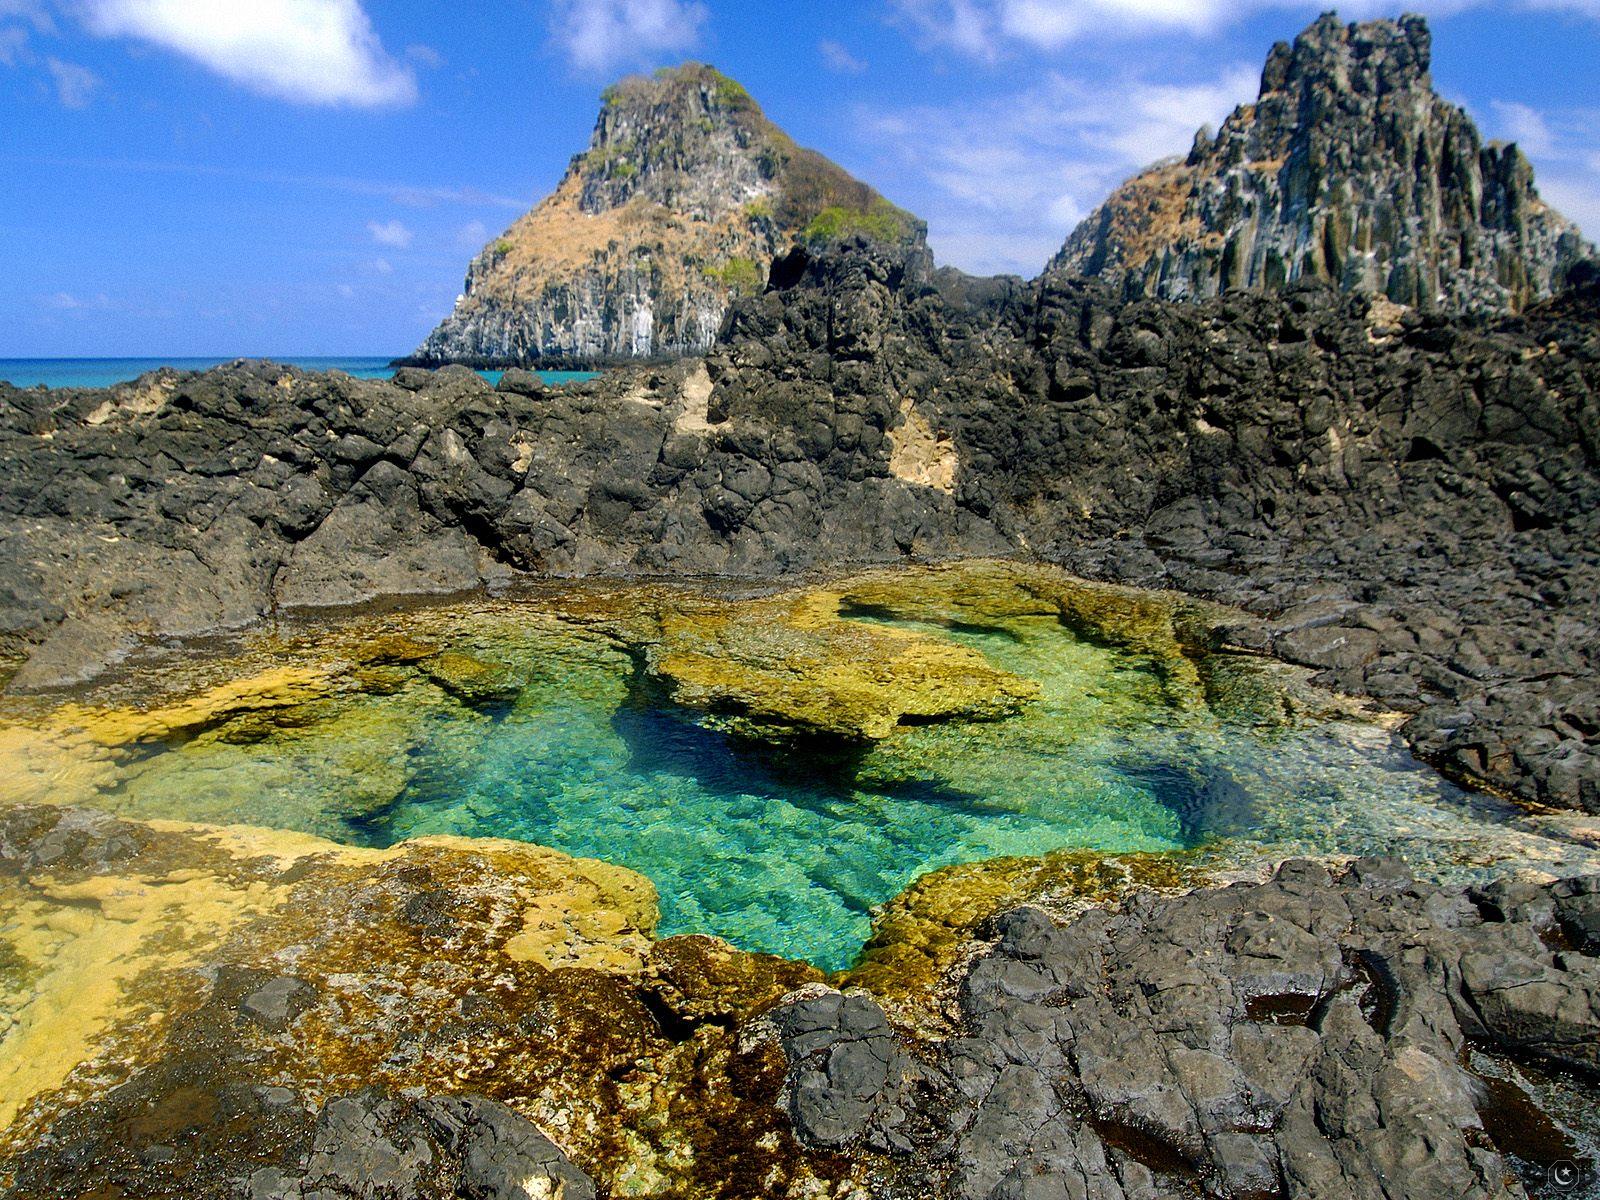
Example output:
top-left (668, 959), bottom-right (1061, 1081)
top-left (1, 565), bottom-right (1593, 970)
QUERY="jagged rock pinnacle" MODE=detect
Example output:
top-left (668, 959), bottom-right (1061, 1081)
top-left (1050, 12), bottom-right (1595, 312)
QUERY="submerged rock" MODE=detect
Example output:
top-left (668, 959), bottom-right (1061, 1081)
top-left (421, 651), bottom-right (527, 707)
top-left (642, 585), bottom-right (1041, 743)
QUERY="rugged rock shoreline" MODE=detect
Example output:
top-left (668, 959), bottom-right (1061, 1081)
top-left (1, 797), bottom-right (1595, 1199)
top-left (773, 858), bottom-right (1600, 1200)
top-left (4, 9), bottom-right (1598, 1195)
top-left (6, 243), bottom-right (1596, 816)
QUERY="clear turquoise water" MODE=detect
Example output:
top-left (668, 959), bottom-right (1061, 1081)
top-left (0, 358), bottom-right (599, 390)
top-left (359, 618), bottom-right (1197, 965)
top-left (10, 589), bottom-right (1597, 970)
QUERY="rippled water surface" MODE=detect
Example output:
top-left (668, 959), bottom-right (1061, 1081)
top-left (3, 570), bottom-right (1594, 968)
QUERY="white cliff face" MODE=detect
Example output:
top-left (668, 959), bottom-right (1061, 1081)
top-left (1051, 14), bottom-right (1595, 314)
top-left (414, 64), bottom-right (920, 365)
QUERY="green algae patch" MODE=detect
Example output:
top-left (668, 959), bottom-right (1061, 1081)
top-left (2, 560), bottom-right (1594, 975)
top-left (3, 563), bottom-right (1600, 1195)
top-left (834, 559), bottom-right (1230, 712)
top-left (421, 650), bottom-right (527, 707)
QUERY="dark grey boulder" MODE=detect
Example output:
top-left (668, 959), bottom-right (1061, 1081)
top-left (774, 862), bottom-right (1600, 1199)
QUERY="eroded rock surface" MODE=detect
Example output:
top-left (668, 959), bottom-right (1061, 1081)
top-left (6, 220), bottom-right (1600, 821)
top-left (772, 859), bottom-right (1600, 1199)
top-left (412, 63), bottom-right (921, 366)
top-left (5, 234), bottom-right (1600, 815)
top-left (1051, 14), bottom-right (1594, 312)
top-left (632, 580), bottom-right (1041, 743)
top-left (1, 793), bottom-right (1597, 1197)
top-left (0, 804), bottom-right (837, 1199)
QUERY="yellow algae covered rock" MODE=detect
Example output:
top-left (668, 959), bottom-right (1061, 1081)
top-left (843, 848), bottom-right (1207, 1026)
top-left (0, 803), bottom-right (859, 1199)
top-left (0, 806), bottom-right (659, 1137)
top-left (420, 650), bottom-right (527, 706)
top-left (834, 559), bottom-right (1227, 709)
top-left (645, 934), bottom-right (824, 1025)
top-left (50, 665), bottom-right (343, 747)
top-left (0, 666), bottom-right (347, 810)
top-left (645, 591), bottom-right (1040, 743)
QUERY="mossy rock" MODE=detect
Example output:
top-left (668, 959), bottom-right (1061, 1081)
top-left (646, 934), bottom-right (823, 1025)
top-left (647, 595), bottom-right (1039, 743)
top-left (422, 652), bottom-right (526, 707)
top-left (844, 849), bottom-right (1207, 1019)
top-left (838, 561), bottom-right (1216, 708)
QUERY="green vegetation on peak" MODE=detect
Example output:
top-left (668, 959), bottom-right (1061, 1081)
top-left (708, 68), bottom-right (753, 110)
top-left (601, 61), bottom-right (763, 120)
top-left (421, 56), bottom-right (924, 363)
top-left (802, 200), bottom-right (919, 248)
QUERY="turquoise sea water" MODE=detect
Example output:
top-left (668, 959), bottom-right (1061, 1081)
top-left (9, 582), bottom-right (1594, 970)
top-left (0, 358), bottom-right (599, 390)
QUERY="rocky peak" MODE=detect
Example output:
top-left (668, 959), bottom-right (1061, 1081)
top-left (412, 64), bottom-right (921, 367)
top-left (1258, 11), bottom-right (1430, 101)
top-left (1051, 13), bottom-right (1594, 313)
top-left (577, 64), bottom-right (770, 216)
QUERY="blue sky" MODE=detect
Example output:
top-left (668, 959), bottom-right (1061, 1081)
top-left (1, 0), bottom-right (1596, 357)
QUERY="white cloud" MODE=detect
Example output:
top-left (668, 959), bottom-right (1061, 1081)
top-left (8, 154), bottom-right (532, 212)
top-left (1490, 100), bottom-right (1556, 157)
top-left (0, 25), bottom-right (29, 63)
top-left (45, 55), bottom-right (97, 106)
top-left (858, 65), bottom-right (1257, 275)
top-left (0, 0), bottom-right (50, 66)
top-left (819, 39), bottom-right (868, 74)
top-left (77, 0), bottom-right (417, 107)
top-left (368, 256), bottom-right (393, 274)
top-left (1541, 177), bottom-right (1600, 242)
top-left (405, 42), bottom-right (444, 69)
top-left (550, 0), bottom-right (708, 73)
top-left (891, 0), bottom-right (1600, 55)
top-left (0, 1), bottom-right (53, 32)
top-left (456, 220), bottom-right (489, 249)
top-left (367, 218), bottom-right (414, 248)
top-left (43, 290), bottom-right (112, 310)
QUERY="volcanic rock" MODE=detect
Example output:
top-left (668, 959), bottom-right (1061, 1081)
top-left (412, 63), bottom-right (922, 365)
top-left (772, 859), bottom-right (1600, 1199)
top-left (1051, 14), bottom-right (1595, 312)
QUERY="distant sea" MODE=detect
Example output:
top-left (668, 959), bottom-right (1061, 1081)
top-left (0, 358), bottom-right (599, 391)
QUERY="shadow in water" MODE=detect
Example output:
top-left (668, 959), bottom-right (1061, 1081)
top-left (605, 698), bottom-right (1004, 823)
top-left (1114, 751), bottom-right (1258, 845)
top-left (838, 602), bottom-right (1027, 644)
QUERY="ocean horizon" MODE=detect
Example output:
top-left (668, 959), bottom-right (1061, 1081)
top-left (0, 357), bottom-right (598, 391)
